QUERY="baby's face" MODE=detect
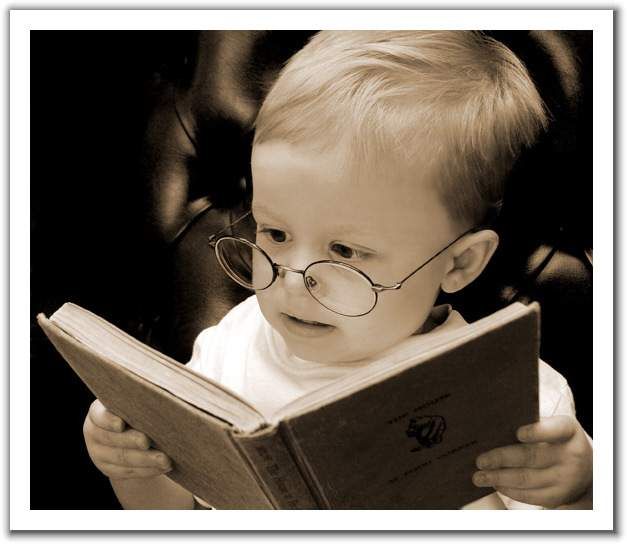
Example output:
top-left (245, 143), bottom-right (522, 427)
top-left (251, 140), bottom-right (459, 364)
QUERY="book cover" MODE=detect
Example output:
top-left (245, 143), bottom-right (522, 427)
top-left (37, 301), bottom-right (539, 509)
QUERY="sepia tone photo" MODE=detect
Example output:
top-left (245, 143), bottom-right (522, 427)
top-left (29, 28), bottom-right (594, 514)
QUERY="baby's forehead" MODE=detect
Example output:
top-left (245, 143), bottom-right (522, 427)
top-left (255, 185), bottom-right (453, 255)
top-left (252, 135), bottom-right (449, 208)
top-left (254, 133), bottom-right (439, 184)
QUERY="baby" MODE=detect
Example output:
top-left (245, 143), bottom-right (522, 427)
top-left (83, 31), bottom-right (592, 510)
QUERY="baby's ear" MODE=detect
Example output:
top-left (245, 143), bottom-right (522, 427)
top-left (440, 229), bottom-right (499, 293)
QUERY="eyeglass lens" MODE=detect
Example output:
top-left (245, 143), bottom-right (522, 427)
top-left (214, 238), bottom-right (377, 316)
top-left (304, 262), bottom-right (376, 316)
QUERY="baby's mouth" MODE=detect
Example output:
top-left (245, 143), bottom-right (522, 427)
top-left (283, 313), bottom-right (332, 327)
top-left (280, 313), bottom-right (336, 335)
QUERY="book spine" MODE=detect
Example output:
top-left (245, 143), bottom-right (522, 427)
top-left (232, 426), bottom-right (319, 509)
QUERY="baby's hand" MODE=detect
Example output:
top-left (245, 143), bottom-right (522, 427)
top-left (472, 415), bottom-right (592, 508)
top-left (83, 399), bottom-right (173, 480)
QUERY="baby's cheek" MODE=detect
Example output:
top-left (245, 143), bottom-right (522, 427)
top-left (363, 304), bottom-right (428, 344)
top-left (256, 293), bottom-right (275, 320)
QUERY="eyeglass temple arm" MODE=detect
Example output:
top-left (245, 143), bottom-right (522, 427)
top-left (374, 227), bottom-right (481, 291)
top-left (208, 210), bottom-right (253, 246)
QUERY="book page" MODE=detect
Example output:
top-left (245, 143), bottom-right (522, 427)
top-left (49, 304), bottom-right (267, 432)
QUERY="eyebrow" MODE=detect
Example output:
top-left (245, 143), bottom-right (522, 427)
top-left (251, 204), bottom-right (283, 223)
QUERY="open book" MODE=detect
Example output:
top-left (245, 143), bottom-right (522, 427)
top-left (37, 301), bottom-right (539, 509)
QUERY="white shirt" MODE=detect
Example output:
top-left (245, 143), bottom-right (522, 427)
top-left (188, 295), bottom-right (577, 509)
top-left (187, 295), bottom-right (468, 418)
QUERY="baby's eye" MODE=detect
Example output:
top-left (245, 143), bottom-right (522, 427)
top-left (258, 228), bottom-right (288, 244)
top-left (329, 242), bottom-right (366, 260)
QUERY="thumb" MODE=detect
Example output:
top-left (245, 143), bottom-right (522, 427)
top-left (517, 416), bottom-right (577, 443)
top-left (89, 399), bottom-right (126, 432)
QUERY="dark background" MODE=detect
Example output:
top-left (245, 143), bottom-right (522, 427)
top-left (29, 31), bottom-right (191, 509)
top-left (30, 31), bottom-right (592, 509)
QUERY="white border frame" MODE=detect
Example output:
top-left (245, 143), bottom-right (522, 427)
top-left (10, 8), bottom-right (614, 532)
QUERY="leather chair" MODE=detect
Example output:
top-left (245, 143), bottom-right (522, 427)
top-left (138, 30), bottom-right (592, 434)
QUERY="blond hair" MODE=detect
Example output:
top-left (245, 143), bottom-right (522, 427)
top-left (254, 31), bottom-right (548, 227)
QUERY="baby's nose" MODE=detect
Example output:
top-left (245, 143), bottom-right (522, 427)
top-left (276, 264), bottom-right (307, 293)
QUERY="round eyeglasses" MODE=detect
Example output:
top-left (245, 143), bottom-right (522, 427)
top-left (208, 211), bottom-right (477, 317)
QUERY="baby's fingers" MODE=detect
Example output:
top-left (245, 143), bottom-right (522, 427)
top-left (556, 486), bottom-right (593, 510)
top-left (85, 422), bottom-right (151, 450)
top-left (476, 443), bottom-right (555, 470)
top-left (473, 467), bottom-right (553, 490)
top-left (517, 416), bottom-right (577, 444)
top-left (95, 444), bottom-right (172, 471)
top-left (98, 462), bottom-right (170, 481)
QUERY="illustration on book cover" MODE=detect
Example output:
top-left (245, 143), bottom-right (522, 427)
top-left (405, 415), bottom-right (447, 452)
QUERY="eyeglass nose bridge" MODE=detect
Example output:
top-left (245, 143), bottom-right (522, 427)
top-left (274, 263), bottom-right (306, 277)
top-left (273, 263), bottom-right (320, 292)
